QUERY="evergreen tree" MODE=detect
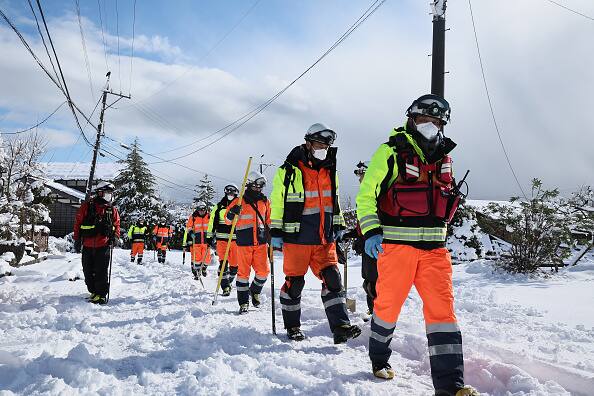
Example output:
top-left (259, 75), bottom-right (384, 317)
top-left (113, 139), bottom-right (166, 233)
top-left (194, 174), bottom-right (216, 208)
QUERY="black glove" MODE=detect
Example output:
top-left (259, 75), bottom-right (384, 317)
top-left (229, 205), bottom-right (242, 216)
top-left (74, 239), bottom-right (82, 253)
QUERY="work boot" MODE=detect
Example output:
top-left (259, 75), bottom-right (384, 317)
top-left (435, 386), bottom-right (480, 396)
top-left (130, 257), bottom-right (135, 262)
top-left (251, 291), bottom-right (261, 308)
top-left (201, 266), bottom-right (207, 277)
top-left (137, 258), bottom-right (143, 265)
top-left (86, 293), bottom-right (97, 301)
top-left (222, 287), bottom-right (231, 297)
top-left (333, 324), bottom-right (362, 344)
top-left (287, 327), bottom-right (305, 341)
top-left (239, 304), bottom-right (249, 314)
top-left (96, 296), bottom-right (108, 305)
top-left (372, 362), bottom-right (395, 380)
top-left (89, 294), bottom-right (102, 304)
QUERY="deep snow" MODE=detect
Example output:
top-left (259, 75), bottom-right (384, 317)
top-left (1, 249), bottom-right (593, 395)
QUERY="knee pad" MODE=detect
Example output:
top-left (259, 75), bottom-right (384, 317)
top-left (321, 265), bottom-right (342, 292)
top-left (284, 276), bottom-right (305, 299)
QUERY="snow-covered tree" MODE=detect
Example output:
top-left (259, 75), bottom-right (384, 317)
top-left (0, 133), bottom-right (50, 243)
top-left (113, 139), bottom-right (166, 233)
top-left (194, 174), bottom-right (216, 207)
top-left (487, 179), bottom-right (573, 274)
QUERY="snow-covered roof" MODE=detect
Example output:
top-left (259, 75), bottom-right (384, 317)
top-left (43, 179), bottom-right (86, 200)
top-left (41, 162), bottom-right (122, 181)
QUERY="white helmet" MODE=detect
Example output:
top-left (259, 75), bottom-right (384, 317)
top-left (247, 171), bottom-right (267, 188)
top-left (304, 123), bottom-right (336, 145)
top-left (93, 181), bottom-right (115, 193)
top-left (196, 201), bottom-right (207, 210)
top-left (224, 183), bottom-right (239, 195)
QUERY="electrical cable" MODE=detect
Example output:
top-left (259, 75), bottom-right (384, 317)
top-left (0, 101), bottom-right (67, 135)
top-left (468, 0), bottom-right (527, 199)
top-left (115, 0), bottom-right (121, 92)
top-left (149, 0), bottom-right (386, 161)
top-left (75, 0), bottom-right (95, 101)
top-left (544, 0), bottom-right (594, 21)
top-left (129, 0), bottom-right (136, 95)
top-left (126, 0), bottom-right (262, 106)
top-left (97, 0), bottom-right (109, 71)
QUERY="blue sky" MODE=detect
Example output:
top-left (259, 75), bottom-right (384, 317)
top-left (1, 0), bottom-right (593, 202)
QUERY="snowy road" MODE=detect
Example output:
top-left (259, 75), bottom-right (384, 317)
top-left (1, 249), bottom-right (593, 395)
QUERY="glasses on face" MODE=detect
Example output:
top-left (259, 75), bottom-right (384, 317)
top-left (225, 187), bottom-right (238, 194)
top-left (417, 101), bottom-right (449, 121)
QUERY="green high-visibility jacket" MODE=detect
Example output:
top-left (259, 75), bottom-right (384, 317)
top-left (270, 145), bottom-right (345, 244)
top-left (127, 225), bottom-right (147, 243)
top-left (207, 199), bottom-right (237, 241)
top-left (356, 124), bottom-right (449, 245)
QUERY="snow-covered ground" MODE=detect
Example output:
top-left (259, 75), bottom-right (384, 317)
top-left (1, 249), bottom-right (593, 395)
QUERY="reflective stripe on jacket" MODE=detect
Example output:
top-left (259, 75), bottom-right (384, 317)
top-left (225, 196), bottom-right (270, 246)
top-left (127, 225), bottom-right (147, 243)
top-left (207, 200), bottom-right (237, 241)
top-left (183, 213), bottom-right (211, 245)
top-left (356, 124), bottom-right (448, 246)
top-left (270, 145), bottom-right (345, 245)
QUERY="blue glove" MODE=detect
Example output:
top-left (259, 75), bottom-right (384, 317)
top-left (364, 234), bottom-right (384, 259)
top-left (271, 237), bottom-right (283, 249)
top-left (334, 229), bottom-right (346, 242)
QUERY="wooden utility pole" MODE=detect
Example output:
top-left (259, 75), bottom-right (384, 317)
top-left (431, 0), bottom-right (447, 97)
top-left (85, 72), bottom-right (131, 198)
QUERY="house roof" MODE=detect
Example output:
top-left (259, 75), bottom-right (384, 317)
top-left (41, 162), bottom-right (122, 181)
top-left (43, 179), bottom-right (86, 200)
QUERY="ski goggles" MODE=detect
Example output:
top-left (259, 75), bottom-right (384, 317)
top-left (306, 129), bottom-right (336, 145)
top-left (224, 186), bottom-right (239, 194)
top-left (251, 178), bottom-right (266, 188)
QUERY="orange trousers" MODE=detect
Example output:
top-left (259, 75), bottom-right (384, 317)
top-left (216, 240), bottom-right (238, 267)
top-left (237, 244), bottom-right (269, 279)
top-left (283, 242), bottom-right (337, 278)
top-left (131, 242), bottom-right (144, 257)
top-left (156, 241), bottom-right (168, 251)
top-left (374, 244), bottom-right (456, 325)
top-left (191, 244), bottom-right (211, 265)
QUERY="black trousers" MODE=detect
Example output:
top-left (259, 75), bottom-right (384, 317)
top-left (361, 253), bottom-right (378, 312)
top-left (82, 246), bottom-right (111, 296)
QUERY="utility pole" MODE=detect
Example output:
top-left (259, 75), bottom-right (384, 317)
top-left (85, 72), bottom-right (131, 199)
top-left (430, 0), bottom-right (447, 97)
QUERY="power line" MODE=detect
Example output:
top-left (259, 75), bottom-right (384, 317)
top-left (129, 0), bottom-right (137, 95)
top-left (126, 0), bottom-right (262, 106)
top-left (0, 101), bottom-right (67, 135)
top-left (544, 0), bottom-right (594, 21)
top-left (115, 0), bottom-right (122, 93)
top-left (0, 5), bottom-right (93, 148)
top-left (96, 0), bottom-right (109, 71)
top-left (26, 0), bottom-right (62, 91)
top-left (468, 0), bottom-right (527, 199)
top-left (150, 0), bottom-right (387, 161)
top-left (74, 0), bottom-right (95, 101)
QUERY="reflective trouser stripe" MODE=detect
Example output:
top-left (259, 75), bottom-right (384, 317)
top-left (322, 297), bottom-right (345, 308)
top-left (428, 344), bottom-right (463, 356)
top-left (236, 278), bottom-right (250, 305)
top-left (280, 284), bottom-right (302, 329)
top-left (426, 322), bottom-right (460, 334)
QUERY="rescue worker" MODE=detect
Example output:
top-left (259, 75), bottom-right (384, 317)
top-left (225, 172), bottom-right (270, 314)
top-left (356, 94), bottom-right (479, 395)
top-left (127, 218), bottom-right (148, 264)
top-left (183, 201), bottom-right (211, 279)
top-left (343, 161), bottom-right (377, 321)
top-left (207, 184), bottom-right (240, 296)
top-left (73, 181), bottom-right (120, 305)
top-left (270, 123), bottom-right (361, 344)
top-left (153, 218), bottom-right (172, 264)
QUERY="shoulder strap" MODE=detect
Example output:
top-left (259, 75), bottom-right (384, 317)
top-left (247, 200), bottom-right (267, 230)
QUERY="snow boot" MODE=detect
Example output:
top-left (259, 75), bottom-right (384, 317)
top-left (90, 295), bottom-right (107, 305)
top-left (130, 257), bottom-right (135, 262)
top-left (239, 304), bottom-right (249, 314)
top-left (333, 324), bottom-right (362, 344)
top-left (222, 287), bottom-right (231, 297)
top-left (372, 362), bottom-right (395, 380)
top-left (137, 258), bottom-right (143, 265)
top-left (287, 327), bottom-right (305, 341)
top-left (251, 291), bottom-right (261, 308)
top-left (86, 293), bottom-right (97, 301)
top-left (435, 386), bottom-right (480, 396)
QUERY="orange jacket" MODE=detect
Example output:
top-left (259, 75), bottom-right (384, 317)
top-left (185, 213), bottom-right (210, 245)
top-left (225, 194), bottom-right (270, 247)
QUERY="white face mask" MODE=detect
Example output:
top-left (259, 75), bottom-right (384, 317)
top-left (102, 192), bottom-right (113, 202)
top-left (415, 122), bottom-right (440, 140)
top-left (227, 194), bottom-right (235, 201)
top-left (312, 148), bottom-right (328, 160)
